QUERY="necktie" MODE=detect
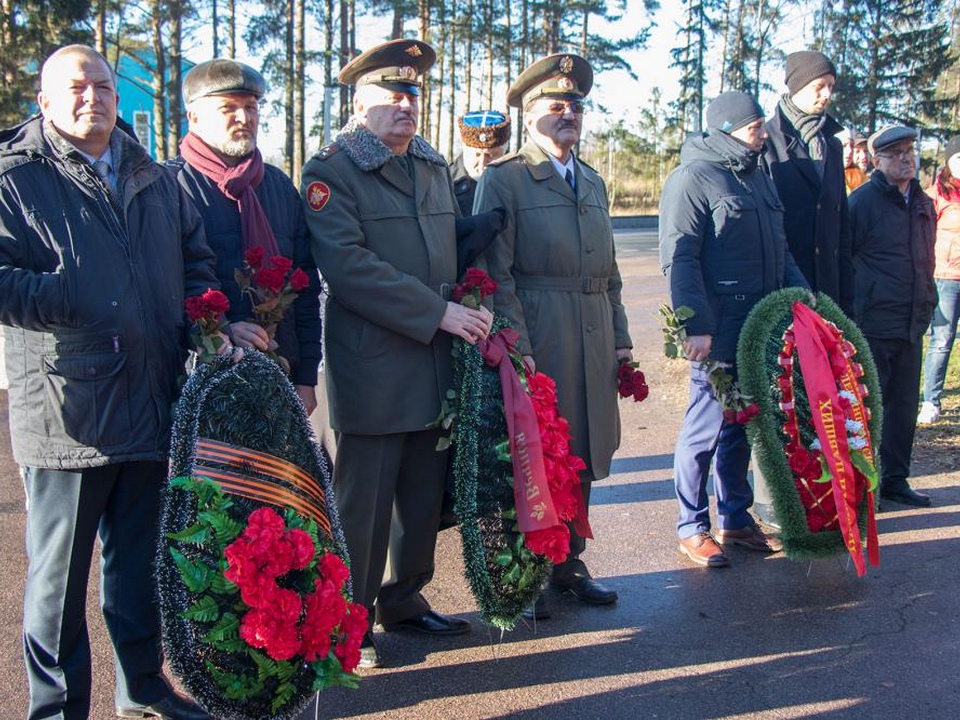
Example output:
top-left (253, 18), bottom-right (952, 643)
top-left (92, 160), bottom-right (124, 220)
top-left (565, 168), bottom-right (575, 191)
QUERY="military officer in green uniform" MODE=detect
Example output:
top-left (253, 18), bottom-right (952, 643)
top-left (300, 39), bottom-right (493, 667)
top-left (475, 53), bottom-right (633, 619)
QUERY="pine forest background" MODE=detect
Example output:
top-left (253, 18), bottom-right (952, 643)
top-left (2, 0), bottom-right (959, 213)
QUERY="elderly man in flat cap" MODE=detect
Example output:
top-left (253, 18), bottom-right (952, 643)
top-left (450, 109), bottom-right (511, 216)
top-left (764, 50), bottom-right (854, 316)
top-left (474, 53), bottom-right (631, 619)
top-left (849, 126), bottom-right (937, 508)
top-left (660, 92), bottom-right (806, 569)
top-left (300, 39), bottom-right (492, 667)
top-left (170, 59), bottom-right (321, 414)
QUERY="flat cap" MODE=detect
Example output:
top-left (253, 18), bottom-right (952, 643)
top-left (868, 125), bottom-right (916, 155)
top-left (458, 110), bottom-right (511, 148)
top-left (338, 39), bottom-right (436, 96)
top-left (836, 128), bottom-right (867, 146)
top-left (182, 59), bottom-right (265, 105)
top-left (507, 53), bottom-right (593, 109)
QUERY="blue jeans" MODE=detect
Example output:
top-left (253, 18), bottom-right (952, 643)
top-left (923, 278), bottom-right (960, 406)
top-left (674, 364), bottom-right (754, 538)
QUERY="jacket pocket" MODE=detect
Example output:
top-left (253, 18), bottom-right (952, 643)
top-left (42, 351), bottom-right (131, 447)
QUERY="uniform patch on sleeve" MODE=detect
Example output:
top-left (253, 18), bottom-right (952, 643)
top-left (306, 181), bottom-right (331, 212)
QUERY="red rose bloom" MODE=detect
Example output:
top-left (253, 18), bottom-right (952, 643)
top-left (269, 255), bottom-right (294, 273)
top-left (289, 268), bottom-right (310, 292)
top-left (462, 267), bottom-right (498, 298)
top-left (253, 267), bottom-right (287, 294)
top-left (245, 247), bottom-right (265, 269)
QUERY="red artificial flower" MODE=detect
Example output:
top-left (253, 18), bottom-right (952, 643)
top-left (287, 528), bottom-right (316, 570)
top-left (462, 267), bottom-right (498, 298)
top-left (289, 268), bottom-right (311, 292)
top-left (735, 402), bottom-right (760, 425)
top-left (524, 524), bottom-right (571, 563)
top-left (245, 247), bottom-right (265, 269)
top-left (334, 603), bottom-right (369, 673)
top-left (722, 408), bottom-right (738, 424)
top-left (319, 552), bottom-right (350, 589)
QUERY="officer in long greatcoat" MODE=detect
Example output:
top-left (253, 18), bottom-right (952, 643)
top-left (475, 53), bottom-right (632, 618)
top-left (300, 39), bottom-right (493, 668)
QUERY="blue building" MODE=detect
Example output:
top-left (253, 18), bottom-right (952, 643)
top-left (115, 50), bottom-right (194, 158)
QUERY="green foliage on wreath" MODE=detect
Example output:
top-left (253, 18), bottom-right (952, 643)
top-left (737, 288), bottom-right (882, 560)
top-left (451, 316), bottom-right (551, 628)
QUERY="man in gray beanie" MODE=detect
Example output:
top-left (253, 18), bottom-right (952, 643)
top-left (659, 91), bottom-right (808, 568)
top-left (763, 50), bottom-right (853, 315)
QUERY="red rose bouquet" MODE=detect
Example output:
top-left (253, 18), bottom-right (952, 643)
top-left (617, 361), bottom-right (649, 403)
top-left (185, 289), bottom-right (231, 364)
top-left (235, 249), bottom-right (311, 374)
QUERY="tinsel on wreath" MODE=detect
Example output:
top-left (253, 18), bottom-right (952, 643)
top-left (737, 288), bottom-right (882, 561)
top-left (451, 316), bottom-right (552, 629)
top-left (158, 351), bottom-right (349, 720)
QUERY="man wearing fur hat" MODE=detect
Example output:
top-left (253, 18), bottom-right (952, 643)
top-left (849, 125), bottom-right (937, 508)
top-left (660, 91), bottom-right (807, 569)
top-left (451, 109), bottom-right (511, 216)
top-left (475, 53), bottom-right (632, 619)
top-left (764, 50), bottom-right (854, 315)
top-left (300, 39), bottom-right (492, 668)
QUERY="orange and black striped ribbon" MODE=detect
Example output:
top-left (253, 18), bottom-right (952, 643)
top-left (194, 438), bottom-right (333, 539)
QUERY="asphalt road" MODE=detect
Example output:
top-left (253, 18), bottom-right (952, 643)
top-left (1, 229), bottom-right (958, 719)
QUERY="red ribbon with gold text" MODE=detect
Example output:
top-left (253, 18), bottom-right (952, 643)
top-left (480, 329), bottom-right (559, 533)
top-left (792, 302), bottom-right (879, 575)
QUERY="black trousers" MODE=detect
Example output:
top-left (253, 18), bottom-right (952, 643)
top-left (22, 461), bottom-right (169, 720)
top-left (867, 336), bottom-right (923, 490)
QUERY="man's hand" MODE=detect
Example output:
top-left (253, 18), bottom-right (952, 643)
top-left (616, 347), bottom-right (634, 363)
top-left (230, 321), bottom-right (271, 351)
top-left (439, 302), bottom-right (494, 344)
top-left (296, 384), bottom-right (318, 416)
top-left (682, 334), bottom-right (712, 362)
top-left (215, 333), bottom-right (244, 363)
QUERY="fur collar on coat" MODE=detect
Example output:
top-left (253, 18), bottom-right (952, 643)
top-left (335, 116), bottom-right (447, 171)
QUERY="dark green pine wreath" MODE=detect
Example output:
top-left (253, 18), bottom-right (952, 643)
top-left (451, 316), bottom-right (551, 629)
top-left (158, 351), bottom-right (348, 720)
top-left (736, 288), bottom-right (882, 561)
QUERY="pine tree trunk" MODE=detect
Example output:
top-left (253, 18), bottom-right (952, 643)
top-left (285, 0), bottom-right (295, 177)
top-left (167, 5), bottom-right (183, 156)
top-left (151, 1), bottom-right (168, 159)
top-left (294, 0), bottom-right (306, 182)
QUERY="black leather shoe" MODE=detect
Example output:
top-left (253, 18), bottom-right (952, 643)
top-left (880, 486), bottom-right (932, 507)
top-left (382, 609), bottom-right (471, 636)
top-left (116, 693), bottom-right (211, 719)
top-left (550, 576), bottom-right (618, 605)
top-left (520, 594), bottom-right (550, 621)
top-left (358, 631), bottom-right (382, 669)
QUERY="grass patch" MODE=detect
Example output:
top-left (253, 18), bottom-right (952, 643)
top-left (913, 337), bottom-right (960, 472)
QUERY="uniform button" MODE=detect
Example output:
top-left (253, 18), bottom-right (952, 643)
top-left (586, 325), bottom-right (595, 333)
top-left (585, 246), bottom-right (594, 254)
top-left (579, 205), bottom-right (587, 215)
top-left (112, 301), bottom-right (118, 307)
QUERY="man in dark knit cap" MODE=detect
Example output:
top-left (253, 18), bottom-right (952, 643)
top-left (764, 50), bottom-right (854, 315)
top-left (660, 91), bottom-right (807, 568)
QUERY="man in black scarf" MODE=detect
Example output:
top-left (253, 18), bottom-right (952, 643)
top-left (764, 51), bottom-right (854, 316)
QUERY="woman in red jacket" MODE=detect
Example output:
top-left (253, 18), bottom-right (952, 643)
top-left (919, 136), bottom-right (960, 424)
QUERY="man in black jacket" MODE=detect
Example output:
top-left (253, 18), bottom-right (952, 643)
top-left (660, 92), bottom-right (807, 569)
top-left (171, 59), bottom-right (322, 415)
top-left (764, 51), bottom-right (854, 315)
top-left (850, 125), bottom-right (937, 508)
top-left (0, 45), bottom-right (213, 720)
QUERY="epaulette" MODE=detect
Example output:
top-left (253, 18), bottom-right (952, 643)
top-left (315, 143), bottom-right (341, 161)
top-left (488, 151), bottom-right (520, 168)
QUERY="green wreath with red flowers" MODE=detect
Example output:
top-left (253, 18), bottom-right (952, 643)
top-left (736, 288), bottom-right (881, 574)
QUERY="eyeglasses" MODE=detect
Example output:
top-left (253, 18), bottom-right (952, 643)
top-left (876, 148), bottom-right (916, 161)
top-left (544, 100), bottom-right (585, 115)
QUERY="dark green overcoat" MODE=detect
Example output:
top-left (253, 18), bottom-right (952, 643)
top-left (474, 141), bottom-right (632, 480)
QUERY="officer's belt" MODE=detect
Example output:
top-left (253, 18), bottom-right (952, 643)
top-left (514, 275), bottom-right (610, 294)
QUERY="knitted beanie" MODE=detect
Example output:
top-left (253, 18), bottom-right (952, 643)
top-left (706, 91), bottom-right (764, 134)
top-left (785, 51), bottom-right (837, 95)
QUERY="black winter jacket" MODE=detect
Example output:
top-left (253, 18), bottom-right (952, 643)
top-left (660, 130), bottom-right (808, 362)
top-left (168, 158), bottom-right (322, 387)
top-left (450, 154), bottom-right (477, 217)
top-left (763, 106), bottom-right (854, 315)
top-left (849, 171), bottom-right (937, 341)
top-left (0, 116), bottom-right (217, 468)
